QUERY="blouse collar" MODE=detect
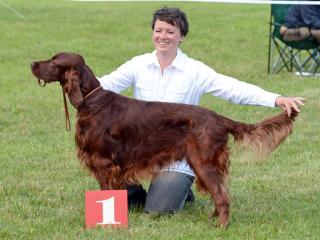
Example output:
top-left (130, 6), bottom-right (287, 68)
top-left (150, 48), bottom-right (187, 71)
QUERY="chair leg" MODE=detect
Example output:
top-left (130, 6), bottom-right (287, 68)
top-left (273, 39), bottom-right (292, 73)
top-left (290, 48), bottom-right (293, 72)
top-left (268, 37), bottom-right (272, 74)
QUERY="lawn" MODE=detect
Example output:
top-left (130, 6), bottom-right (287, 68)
top-left (0, 0), bottom-right (319, 239)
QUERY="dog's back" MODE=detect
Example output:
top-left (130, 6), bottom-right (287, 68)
top-left (77, 89), bottom-right (297, 173)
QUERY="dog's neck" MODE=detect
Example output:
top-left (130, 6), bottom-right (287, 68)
top-left (83, 86), bottom-right (103, 102)
top-left (80, 65), bottom-right (101, 98)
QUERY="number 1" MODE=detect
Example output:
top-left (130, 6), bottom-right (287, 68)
top-left (96, 196), bottom-right (121, 225)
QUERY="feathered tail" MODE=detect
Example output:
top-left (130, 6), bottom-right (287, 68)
top-left (228, 109), bottom-right (298, 156)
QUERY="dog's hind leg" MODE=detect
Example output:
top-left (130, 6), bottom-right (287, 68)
top-left (187, 147), bottom-right (230, 227)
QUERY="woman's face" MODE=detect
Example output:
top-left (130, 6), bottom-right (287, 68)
top-left (152, 19), bottom-right (184, 55)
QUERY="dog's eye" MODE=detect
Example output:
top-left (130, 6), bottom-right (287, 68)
top-left (49, 62), bottom-right (57, 69)
top-left (48, 62), bottom-right (61, 76)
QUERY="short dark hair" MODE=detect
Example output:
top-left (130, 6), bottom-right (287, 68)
top-left (151, 7), bottom-right (189, 37)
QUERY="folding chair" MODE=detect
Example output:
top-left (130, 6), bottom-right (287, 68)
top-left (268, 3), bottom-right (320, 75)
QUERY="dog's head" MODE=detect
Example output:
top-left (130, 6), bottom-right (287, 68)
top-left (31, 52), bottom-right (85, 108)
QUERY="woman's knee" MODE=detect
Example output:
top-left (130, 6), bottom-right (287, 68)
top-left (144, 171), bottom-right (194, 213)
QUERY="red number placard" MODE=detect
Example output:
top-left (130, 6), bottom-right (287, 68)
top-left (85, 190), bottom-right (128, 228)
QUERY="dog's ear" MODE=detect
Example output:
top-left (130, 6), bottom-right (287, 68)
top-left (63, 69), bottom-right (83, 108)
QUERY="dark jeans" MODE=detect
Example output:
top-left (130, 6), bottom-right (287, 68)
top-left (128, 171), bottom-right (195, 213)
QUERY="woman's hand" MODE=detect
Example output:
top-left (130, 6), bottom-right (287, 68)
top-left (275, 96), bottom-right (306, 116)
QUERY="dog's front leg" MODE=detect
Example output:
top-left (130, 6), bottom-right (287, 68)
top-left (93, 170), bottom-right (110, 190)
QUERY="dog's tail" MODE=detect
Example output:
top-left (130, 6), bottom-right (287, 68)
top-left (227, 109), bottom-right (298, 156)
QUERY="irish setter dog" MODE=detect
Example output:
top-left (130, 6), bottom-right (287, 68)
top-left (31, 52), bottom-right (297, 227)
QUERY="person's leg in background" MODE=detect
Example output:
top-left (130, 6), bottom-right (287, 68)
top-left (280, 4), bottom-right (320, 43)
top-left (280, 5), bottom-right (310, 41)
top-left (300, 4), bottom-right (320, 43)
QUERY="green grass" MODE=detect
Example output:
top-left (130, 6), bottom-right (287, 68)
top-left (1, 0), bottom-right (319, 239)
